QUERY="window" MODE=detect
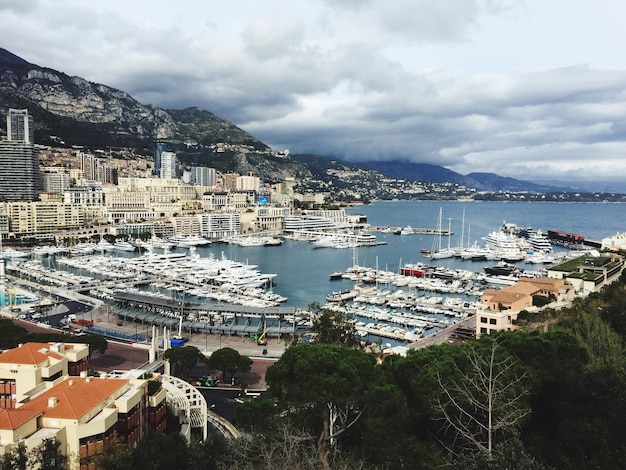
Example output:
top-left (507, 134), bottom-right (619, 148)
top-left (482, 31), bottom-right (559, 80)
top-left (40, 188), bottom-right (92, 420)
top-left (480, 317), bottom-right (488, 323)
top-left (489, 318), bottom-right (497, 325)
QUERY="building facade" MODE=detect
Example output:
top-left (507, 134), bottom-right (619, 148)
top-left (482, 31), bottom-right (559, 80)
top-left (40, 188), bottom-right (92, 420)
top-left (0, 109), bottom-right (42, 201)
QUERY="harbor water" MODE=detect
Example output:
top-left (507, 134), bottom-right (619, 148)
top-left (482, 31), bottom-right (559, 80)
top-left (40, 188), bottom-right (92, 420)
top-left (6, 200), bottom-right (626, 346)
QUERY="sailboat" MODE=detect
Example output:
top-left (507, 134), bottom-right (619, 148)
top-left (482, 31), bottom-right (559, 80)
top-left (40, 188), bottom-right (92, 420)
top-left (430, 208), bottom-right (455, 259)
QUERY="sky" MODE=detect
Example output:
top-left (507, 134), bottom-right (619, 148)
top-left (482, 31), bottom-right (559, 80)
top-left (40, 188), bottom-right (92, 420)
top-left (2, 0), bottom-right (626, 188)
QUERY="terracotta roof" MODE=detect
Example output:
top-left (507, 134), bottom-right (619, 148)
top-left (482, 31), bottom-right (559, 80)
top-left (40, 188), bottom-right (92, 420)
top-left (0, 343), bottom-right (64, 365)
top-left (21, 377), bottom-right (129, 420)
top-left (0, 408), bottom-right (41, 430)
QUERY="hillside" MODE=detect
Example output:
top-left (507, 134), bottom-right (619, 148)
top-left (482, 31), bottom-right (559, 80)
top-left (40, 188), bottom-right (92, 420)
top-left (1, 47), bottom-right (565, 193)
top-left (356, 160), bottom-right (564, 193)
top-left (0, 48), bottom-right (309, 183)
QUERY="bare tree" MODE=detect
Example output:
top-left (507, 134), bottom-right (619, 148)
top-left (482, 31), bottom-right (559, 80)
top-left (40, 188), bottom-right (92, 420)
top-left (435, 337), bottom-right (531, 457)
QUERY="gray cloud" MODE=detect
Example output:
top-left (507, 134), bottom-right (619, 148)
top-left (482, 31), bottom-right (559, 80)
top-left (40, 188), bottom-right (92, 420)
top-left (1, 0), bottom-right (625, 185)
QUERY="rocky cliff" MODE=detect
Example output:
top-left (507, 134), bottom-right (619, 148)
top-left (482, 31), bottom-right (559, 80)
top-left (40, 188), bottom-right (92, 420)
top-left (0, 48), bottom-right (310, 182)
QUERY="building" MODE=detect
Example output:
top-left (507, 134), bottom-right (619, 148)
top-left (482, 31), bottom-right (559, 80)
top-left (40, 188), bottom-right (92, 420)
top-left (547, 253), bottom-right (624, 293)
top-left (0, 342), bottom-right (167, 470)
top-left (42, 172), bottom-right (71, 196)
top-left (236, 173), bottom-right (260, 191)
top-left (475, 277), bottom-right (571, 338)
top-left (0, 109), bottom-right (42, 201)
top-left (159, 152), bottom-right (177, 179)
top-left (5, 201), bottom-right (85, 235)
top-left (602, 232), bottom-right (626, 252)
top-left (197, 212), bottom-right (241, 239)
top-left (154, 142), bottom-right (168, 177)
top-left (191, 166), bottom-right (216, 186)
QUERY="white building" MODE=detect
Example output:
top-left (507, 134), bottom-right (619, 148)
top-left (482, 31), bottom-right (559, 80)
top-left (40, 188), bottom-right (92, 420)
top-left (236, 174), bottom-right (260, 191)
top-left (197, 212), bottom-right (241, 239)
top-left (602, 232), bottom-right (626, 251)
top-left (160, 151), bottom-right (177, 179)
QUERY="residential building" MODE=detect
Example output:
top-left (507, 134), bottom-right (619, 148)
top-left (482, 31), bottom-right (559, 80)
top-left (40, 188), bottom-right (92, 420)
top-left (5, 201), bottom-right (85, 235)
top-left (42, 172), bottom-right (71, 196)
top-left (0, 342), bottom-right (167, 470)
top-left (476, 277), bottom-right (570, 338)
top-left (191, 166), bottom-right (216, 186)
top-left (0, 109), bottom-right (42, 201)
top-left (236, 173), bottom-right (260, 191)
top-left (159, 151), bottom-right (177, 179)
top-left (197, 212), bottom-right (241, 239)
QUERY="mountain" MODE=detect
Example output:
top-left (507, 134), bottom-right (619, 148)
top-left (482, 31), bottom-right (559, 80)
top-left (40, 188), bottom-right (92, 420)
top-left (355, 160), bottom-right (565, 192)
top-left (0, 48), bottom-right (310, 182)
top-left (0, 48), bottom-right (568, 193)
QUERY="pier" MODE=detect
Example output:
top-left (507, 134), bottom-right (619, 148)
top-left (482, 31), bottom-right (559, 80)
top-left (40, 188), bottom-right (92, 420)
top-left (370, 226), bottom-right (453, 236)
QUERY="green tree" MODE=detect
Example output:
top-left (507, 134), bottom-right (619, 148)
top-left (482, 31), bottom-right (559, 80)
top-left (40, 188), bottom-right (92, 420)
top-left (93, 438), bottom-right (134, 470)
top-left (0, 441), bottom-right (29, 470)
top-left (453, 434), bottom-right (552, 470)
top-left (29, 438), bottom-right (67, 470)
top-left (311, 307), bottom-right (359, 347)
top-left (132, 432), bottom-right (190, 470)
top-left (206, 347), bottom-right (252, 382)
top-left (265, 344), bottom-right (376, 470)
top-left (0, 319), bottom-right (27, 349)
top-left (557, 310), bottom-right (625, 369)
top-left (163, 345), bottom-right (205, 379)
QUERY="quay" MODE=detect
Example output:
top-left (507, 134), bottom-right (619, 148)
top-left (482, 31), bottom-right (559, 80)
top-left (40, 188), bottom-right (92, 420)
top-left (370, 226), bottom-right (453, 236)
top-left (112, 291), bottom-right (308, 341)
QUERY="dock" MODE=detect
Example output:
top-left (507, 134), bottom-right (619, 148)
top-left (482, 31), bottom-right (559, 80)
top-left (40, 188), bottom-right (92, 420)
top-left (370, 226), bottom-right (453, 236)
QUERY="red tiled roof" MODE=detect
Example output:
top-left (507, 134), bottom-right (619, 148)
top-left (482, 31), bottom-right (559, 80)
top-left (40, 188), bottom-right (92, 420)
top-left (0, 408), bottom-right (41, 430)
top-left (0, 343), bottom-right (64, 365)
top-left (21, 377), bottom-right (129, 420)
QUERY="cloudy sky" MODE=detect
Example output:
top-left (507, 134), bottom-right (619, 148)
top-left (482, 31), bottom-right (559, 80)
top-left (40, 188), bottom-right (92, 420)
top-left (2, 0), bottom-right (626, 188)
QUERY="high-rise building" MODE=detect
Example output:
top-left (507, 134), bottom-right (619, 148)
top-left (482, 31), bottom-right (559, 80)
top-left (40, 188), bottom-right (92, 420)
top-left (191, 166), bottom-right (216, 186)
top-left (154, 142), bottom-right (168, 176)
top-left (160, 151), bottom-right (177, 179)
top-left (0, 109), bottom-right (42, 201)
top-left (7, 108), bottom-right (34, 143)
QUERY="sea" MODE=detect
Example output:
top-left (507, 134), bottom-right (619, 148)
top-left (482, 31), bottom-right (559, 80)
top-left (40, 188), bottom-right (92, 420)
top-left (174, 200), bottom-right (626, 308)
top-left (5, 200), bottom-right (626, 345)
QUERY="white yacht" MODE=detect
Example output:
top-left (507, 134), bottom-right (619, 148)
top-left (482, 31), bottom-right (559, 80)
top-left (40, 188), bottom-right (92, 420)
top-left (168, 235), bottom-right (212, 247)
top-left (528, 230), bottom-right (553, 253)
top-left (112, 240), bottom-right (137, 252)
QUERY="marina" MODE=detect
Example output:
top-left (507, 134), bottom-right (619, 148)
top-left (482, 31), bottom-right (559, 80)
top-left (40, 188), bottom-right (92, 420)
top-left (2, 200), bottom-right (624, 347)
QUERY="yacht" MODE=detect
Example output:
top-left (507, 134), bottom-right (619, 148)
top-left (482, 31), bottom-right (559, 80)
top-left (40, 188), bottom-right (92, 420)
top-left (112, 240), bottom-right (137, 252)
top-left (168, 235), bottom-right (212, 247)
top-left (482, 230), bottom-right (520, 251)
top-left (528, 230), bottom-right (553, 253)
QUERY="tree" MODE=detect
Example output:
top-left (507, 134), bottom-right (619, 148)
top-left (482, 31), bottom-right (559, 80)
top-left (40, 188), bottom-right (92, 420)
top-left (132, 432), bottom-right (190, 470)
top-left (557, 310), bottom-right (625, 369)
top-left (265, 344), bottom-right (377, 470)
top-left (453, 434), bottom-right (552, 470)
top-left (29, 438), bottom-right (67, 470)
top-left (311, 307), bottom-right (359, 347)
top-left (163, 345), bottom-right (205, 378)
top-left (205, 347), bottom-right (252, 381)
top-left (0, 319), bottom-right (27, 349)
top-left (0, 441), bottom-right (29, 470)
top-left (434, 336), bottom-right (531, 458)
top-left (93, 438), bottom-right (133, 470)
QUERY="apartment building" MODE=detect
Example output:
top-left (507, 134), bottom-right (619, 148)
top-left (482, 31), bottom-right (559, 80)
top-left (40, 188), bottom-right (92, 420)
top-left (0, 342), bottom-right (167, 470)
top-left (475, 278), bottom-right (571, 338)
top-left (5, 201), bottom-right (85, 235)
top-left (197, 212), bottom-right (241, 239)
